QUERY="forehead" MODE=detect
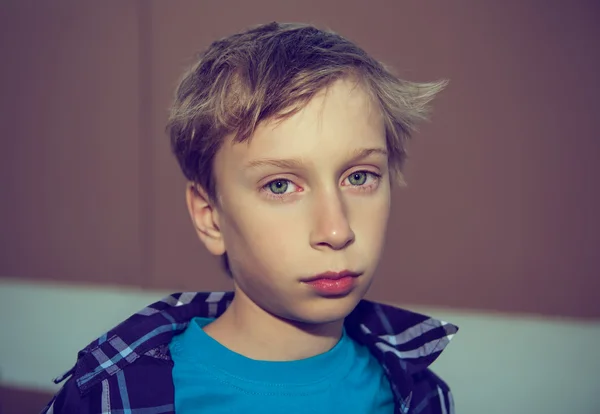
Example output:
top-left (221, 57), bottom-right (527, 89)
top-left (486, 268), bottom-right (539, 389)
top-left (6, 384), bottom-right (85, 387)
top-left (225, 78), bottom-right (386, 163)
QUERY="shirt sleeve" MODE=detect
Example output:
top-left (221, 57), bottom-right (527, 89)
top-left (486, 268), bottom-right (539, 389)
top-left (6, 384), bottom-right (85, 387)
top-left (40, 376), bottom-right (98, 414)
top-left (410, 368), bottom-right (455, 414)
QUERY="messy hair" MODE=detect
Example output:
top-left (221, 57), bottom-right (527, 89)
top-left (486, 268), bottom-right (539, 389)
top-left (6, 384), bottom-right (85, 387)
top-left (167, 22), bottom-right (447, 276)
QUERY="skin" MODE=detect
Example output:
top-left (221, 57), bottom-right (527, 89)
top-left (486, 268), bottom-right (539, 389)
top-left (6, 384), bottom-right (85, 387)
top-left (186, 78), bottom-right (391, 361)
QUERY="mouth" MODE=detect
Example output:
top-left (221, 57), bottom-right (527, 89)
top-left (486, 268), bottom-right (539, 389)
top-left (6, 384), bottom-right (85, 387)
top-left (302, 270), bottom-right (361, 283)
top-left (301, 270), bottom-right (361, 296)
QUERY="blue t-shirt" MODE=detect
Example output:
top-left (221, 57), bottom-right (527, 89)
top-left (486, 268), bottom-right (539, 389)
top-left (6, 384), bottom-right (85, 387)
top-left (170, 317), bottom-right (395, 413)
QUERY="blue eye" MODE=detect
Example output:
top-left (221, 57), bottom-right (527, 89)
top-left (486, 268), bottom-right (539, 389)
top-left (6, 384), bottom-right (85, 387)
top-left (343, 171), bottom-right (381, 188)
top-left (348, 172), bottom-right (367, 186)
top-left (268, 180), bottom-right (289, 194)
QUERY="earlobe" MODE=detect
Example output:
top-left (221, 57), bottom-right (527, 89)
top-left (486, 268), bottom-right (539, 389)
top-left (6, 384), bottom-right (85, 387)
top-left (185, 183), bottom-right (226, 256)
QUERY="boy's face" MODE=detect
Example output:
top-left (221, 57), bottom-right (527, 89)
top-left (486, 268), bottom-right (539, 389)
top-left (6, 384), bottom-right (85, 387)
top-left (193, 78), bottom-right (390, 325)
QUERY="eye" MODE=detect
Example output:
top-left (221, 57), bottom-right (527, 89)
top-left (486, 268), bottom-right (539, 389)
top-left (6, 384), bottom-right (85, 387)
top-left (348, 171), bottom-right (368, 186)
top-left (267, 179), bottom-right (290, 194)
top-left (262, 179), bottom-right (301, 199)
top-left (343, 170), bottom-right (381, 188)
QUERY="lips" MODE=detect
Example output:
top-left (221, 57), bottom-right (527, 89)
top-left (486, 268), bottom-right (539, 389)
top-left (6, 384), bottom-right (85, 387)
top-left (302, 270), bottom-right (360, 296)
top-left (302, 270), bottom-right (361, 283)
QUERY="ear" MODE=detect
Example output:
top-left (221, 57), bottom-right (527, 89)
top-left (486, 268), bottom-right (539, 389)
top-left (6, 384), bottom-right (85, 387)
top-left (185, 183), bottom-right (226, 256)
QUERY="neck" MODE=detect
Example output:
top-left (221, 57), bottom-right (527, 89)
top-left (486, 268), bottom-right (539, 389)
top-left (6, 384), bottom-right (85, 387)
top-left (203, 289), bottom-right (344, 361)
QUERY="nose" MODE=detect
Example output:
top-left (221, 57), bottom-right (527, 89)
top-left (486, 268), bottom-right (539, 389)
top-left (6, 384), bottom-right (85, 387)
top-left (309, 190), bottom-right (355, 251)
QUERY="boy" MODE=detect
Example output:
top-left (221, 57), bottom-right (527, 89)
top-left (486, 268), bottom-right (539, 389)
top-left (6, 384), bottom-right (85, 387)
top-left (43, 22), bottom-right (457, 413)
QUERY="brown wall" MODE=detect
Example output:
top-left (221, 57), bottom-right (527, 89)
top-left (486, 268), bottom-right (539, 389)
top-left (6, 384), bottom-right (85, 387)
top-left (1, 0), bottom-right (599, 318)
top-left (0, 385), bottom-right (53, 414)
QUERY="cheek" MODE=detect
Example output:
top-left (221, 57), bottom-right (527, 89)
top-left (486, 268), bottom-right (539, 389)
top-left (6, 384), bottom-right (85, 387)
top-left (362, 207), bottom-right (389, 243)
top-left (351, 191), bottom-right (391, 251)
top-left (223, 204), bottom-right (306, 267)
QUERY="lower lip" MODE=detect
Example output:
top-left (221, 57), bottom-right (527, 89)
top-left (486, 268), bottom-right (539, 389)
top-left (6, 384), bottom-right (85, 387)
top-left (305, 276), bottom-right (356, 296)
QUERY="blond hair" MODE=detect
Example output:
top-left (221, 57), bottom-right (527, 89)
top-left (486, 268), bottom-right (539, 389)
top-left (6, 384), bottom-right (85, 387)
top-left (166, 22), bottom-right (446, 275)
top-left (168, 22), bottom-right (446, 200)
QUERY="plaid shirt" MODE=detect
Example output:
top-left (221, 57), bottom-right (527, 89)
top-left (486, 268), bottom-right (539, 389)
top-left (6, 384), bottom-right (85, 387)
top-left (42, 292), bottom-right (458, 414)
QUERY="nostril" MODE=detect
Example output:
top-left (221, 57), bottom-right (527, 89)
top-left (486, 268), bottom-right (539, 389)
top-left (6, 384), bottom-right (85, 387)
top-left (315, 230), bottom-right (355, 250)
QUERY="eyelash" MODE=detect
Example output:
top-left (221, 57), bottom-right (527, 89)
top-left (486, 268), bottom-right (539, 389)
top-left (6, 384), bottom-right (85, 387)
top-left (260, 170), bottom-right (382, 201)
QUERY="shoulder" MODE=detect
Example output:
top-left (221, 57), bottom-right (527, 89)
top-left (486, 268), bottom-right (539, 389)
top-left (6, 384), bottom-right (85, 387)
top-left (42, 351), bottom-right (175, 414)
top-left (410, 368), bottom-right (455, 414)
top-left (345, 300), bottom-right (458, 414)
top-left (41, 291), bottom-right (232, 413)
top-left (41, 375), bottom-right (99, 414)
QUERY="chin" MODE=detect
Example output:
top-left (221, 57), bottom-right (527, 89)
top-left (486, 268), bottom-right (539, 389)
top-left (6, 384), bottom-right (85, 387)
top-left (291, 293), bottom-right (364, 325)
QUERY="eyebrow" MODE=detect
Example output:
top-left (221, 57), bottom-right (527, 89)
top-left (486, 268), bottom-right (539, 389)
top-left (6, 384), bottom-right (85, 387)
top-left (244, 147), bottom-right (388, 171)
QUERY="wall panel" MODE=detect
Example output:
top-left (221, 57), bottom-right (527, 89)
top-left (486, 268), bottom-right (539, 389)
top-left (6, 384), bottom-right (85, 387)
top-left (0, 1), bottom-right (143, 286)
